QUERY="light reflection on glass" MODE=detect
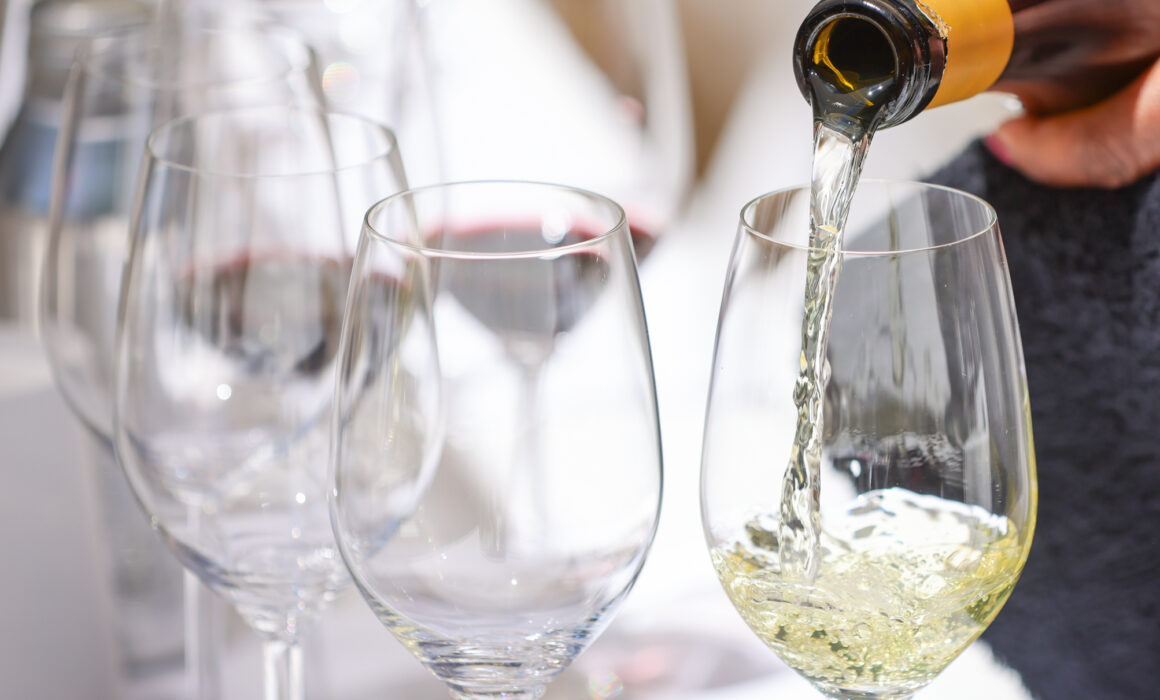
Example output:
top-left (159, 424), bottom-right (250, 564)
top-left (322, 61), bottom-right (360, 104)
top-left (587, 670), bottom-right (625, 699)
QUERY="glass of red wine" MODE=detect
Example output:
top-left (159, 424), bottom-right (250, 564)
top-left (331, 181), bottom-right (663, 699)
top-left (38, 20), bottom-right (322, 698)
top-left (419, 0), bottom-right (694, 257)
top-left (113, 105), bottom-right (407, 700)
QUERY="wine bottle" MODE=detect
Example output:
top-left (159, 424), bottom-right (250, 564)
top-left (793, 0), bottom-right (1160, 130)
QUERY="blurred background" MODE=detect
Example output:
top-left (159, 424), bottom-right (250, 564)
top-left (0, 0), bottom-right (1026, 698)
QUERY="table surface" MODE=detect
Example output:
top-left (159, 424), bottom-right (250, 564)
top-left (0, 2), bottom-right (1034, 697)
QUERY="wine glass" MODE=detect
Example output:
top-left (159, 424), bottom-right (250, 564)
top-left (247, 0), bottom-right (441, 187)
top-left (37, 19), bottom-right (321, 697)
top-left (701, 180), bottom-right (1037, 699)
top-left (331, 180), bottom-right (663, 699)
top-left (419, 0), bottom-right (693, 254)
top-left (113, 105), bottom-right (407, 700)
top-left (43, 20), bottom-right (322, 438)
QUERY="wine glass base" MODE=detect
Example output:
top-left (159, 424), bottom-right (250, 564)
top-left (824, 695), bottom-right (914, 700)
top-left (821, 688), bottom-right (917, 700)
top-left (449, 688), bottom-right (545, 700)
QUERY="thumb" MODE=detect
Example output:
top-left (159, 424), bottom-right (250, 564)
top-left (984, 61), bottom-right (1160, 189)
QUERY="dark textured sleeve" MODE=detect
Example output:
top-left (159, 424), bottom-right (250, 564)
top-left (927, 143), bottom-right (1160, 699)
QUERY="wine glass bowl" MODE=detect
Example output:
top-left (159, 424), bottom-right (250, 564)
top-left (331, 181), bottom-right (663, 699)
top-left (700, 181), bottom-right (1037, 699)
top-left (40, 20), bottom-right (320, 440)
top-left (114, 105), bottom-right (407, 695)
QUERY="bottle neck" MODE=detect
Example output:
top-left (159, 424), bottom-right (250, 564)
top-left (794, 0), bottom-right (1013, 130)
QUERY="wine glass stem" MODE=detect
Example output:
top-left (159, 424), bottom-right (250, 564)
top-left (185, 506), bottom-right (224, 700)
top-left (501, 354), bottom-right (552, 552)
top-left (517, 359), bottom-right (548, 531)
top-left (184, 570), bottom-right (224, 699)
top-left (484, 341), bottom-right (551, 554)
top-left (263, 638), bottom-right (305, 700)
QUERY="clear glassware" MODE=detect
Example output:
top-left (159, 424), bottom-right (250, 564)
top-left (419, 0), bottom-right (693, 256)
top-left (42, 21), bottom-right (321, 438)
top-left (37, 19), bottom-right (322, 699)
top-left (113, 105), bottom-right (407, 700)
top-left (331, 180), bottom-right (663, 699)
top-left (249, 0), bottom-right (440, 186)
top-left (701, 181), bottom-right (1038, 699)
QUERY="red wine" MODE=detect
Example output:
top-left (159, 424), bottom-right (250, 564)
top-left (627, 223), bottom-right (657, 261)
top-left (436, 222), bottom-right (650, 340)
top-left (177, 253), bottom-right (349, 376)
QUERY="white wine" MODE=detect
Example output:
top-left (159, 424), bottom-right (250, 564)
top-left (777, 0), bottom-right (905, 585)
top-left (714, 488), bottom-right (1027, 697)
top-left (777, 121), bottom-right (878, 584)
top-left (766, 1), bottom-right (1041, 681)
top-left (777, 60), bottom-right (884, 584)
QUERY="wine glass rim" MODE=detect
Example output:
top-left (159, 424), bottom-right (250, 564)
top-left (361, 180), bottom-right (630, 260)
top-left (144, 105), bottom-right (401, 179)
top-left (77, 22), bottom-right (314, 91)
top-left (739, 179), bottom-right (999, 256)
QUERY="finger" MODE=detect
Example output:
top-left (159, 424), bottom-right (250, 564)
top-left (984, 62), bottom-right (1160, 189)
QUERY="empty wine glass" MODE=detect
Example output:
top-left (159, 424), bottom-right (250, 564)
top-left (419, 0), bottom-right (693, 255)
top-left (113, 105), bottom-right (407, 700)
top-left (701, 181), bottom-right (1037, 699)
top-left (331, 180), bottom-right (663, 699)
top-left (42, 20), bottom-right (321, 437)
top-left (37, 19), bottom-right (321, 697)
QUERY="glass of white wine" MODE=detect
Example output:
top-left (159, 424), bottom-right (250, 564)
top-left (701, 180), bottom-right (1037, 699)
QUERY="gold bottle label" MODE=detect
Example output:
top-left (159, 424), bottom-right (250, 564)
top-left (918, 0), bottom-right (1014, 109)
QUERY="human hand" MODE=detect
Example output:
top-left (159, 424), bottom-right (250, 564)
top-left (984, 59), bottom-right (1160, 189)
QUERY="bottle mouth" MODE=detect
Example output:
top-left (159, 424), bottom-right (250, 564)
top-left (792, 0), bottom-right (946, 130)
